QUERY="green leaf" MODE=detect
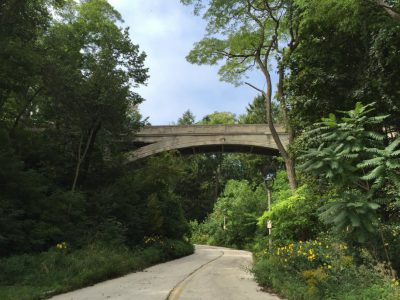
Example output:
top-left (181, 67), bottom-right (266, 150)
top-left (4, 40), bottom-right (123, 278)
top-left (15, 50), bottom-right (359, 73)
top-left (367, 203), bottom-right (380, 210)
top-left (362, 165), bottom-right (385, 180)
top-left (333, 210), bottom-right (347, 224)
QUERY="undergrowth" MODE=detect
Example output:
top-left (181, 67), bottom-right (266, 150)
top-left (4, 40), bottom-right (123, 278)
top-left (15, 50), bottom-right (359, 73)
top-left (0, 240), bottom-right (194, 300)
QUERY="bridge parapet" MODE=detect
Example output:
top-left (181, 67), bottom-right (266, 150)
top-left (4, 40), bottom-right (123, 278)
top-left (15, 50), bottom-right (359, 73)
top-left (135, 124), bottom-right (285, 136)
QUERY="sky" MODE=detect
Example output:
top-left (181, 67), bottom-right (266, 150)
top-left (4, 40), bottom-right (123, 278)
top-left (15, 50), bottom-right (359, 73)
top-left (108, 0), bottom-right (269, 125)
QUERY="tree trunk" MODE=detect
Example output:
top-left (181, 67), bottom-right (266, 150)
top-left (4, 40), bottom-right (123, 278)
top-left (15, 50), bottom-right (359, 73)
top-left (11, 87), bottom-right (43, 132)
top-left (277, 64), bottom-right (294, 143)
top-left (71, 136), bottom-right (83, 192)
top-left (285, 157), bottom-right (297, 191)
top-left (71, 125), bottom-right (96, 192)
top-left (80, 121), bottom-right (102, 186)
top-left (255, 54), bottom-right (297, 190)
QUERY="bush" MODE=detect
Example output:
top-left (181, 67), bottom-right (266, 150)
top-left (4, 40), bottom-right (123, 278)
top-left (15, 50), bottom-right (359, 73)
top-left (252, 237), bottom-right (400, 300)
top-left (258, 182), bottom-right (326, 244)
top-left (0, 240), bottom-right (194, 300)
top-left (189, 220), bottom-right (212, 245)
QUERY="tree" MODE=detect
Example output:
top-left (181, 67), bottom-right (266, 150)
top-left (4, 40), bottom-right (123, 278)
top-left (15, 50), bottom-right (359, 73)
top-left (197, 179), bottom-right (267, 248)
top-left (181, 0), bottom-right (299, 190)
top-left (198, 111), bottom-right (237, 125)
top-left (43, 0), bottom-right (148, 191)
top-left (0, 0), bottom-right (59, 130)
top-left (178, 110), bottom-right (196, 125)
top-left (93, 154), bottom-right (190, 246)
top-left (287, 0), bottom-right (400, 132)
top-left (299, 102), bottom-right (400, 242)
top-left (239, 94), bottom-right (283, 124)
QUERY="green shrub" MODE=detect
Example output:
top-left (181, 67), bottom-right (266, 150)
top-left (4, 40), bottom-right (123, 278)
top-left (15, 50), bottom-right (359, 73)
top-left (192, 179), bottom-right (267, 248)
top-left (0, 240), bottom-right (194, 300)
top-left (258, 184), bottom-right (325, 243)
top-left (189, 220), bottom-right (212, 244)
top-left (252, 238), bottom-right (400, 300)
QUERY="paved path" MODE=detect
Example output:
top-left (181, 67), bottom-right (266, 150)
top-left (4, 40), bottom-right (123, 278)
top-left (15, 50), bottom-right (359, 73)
top-left (50, 245), bottom-right (281, 300)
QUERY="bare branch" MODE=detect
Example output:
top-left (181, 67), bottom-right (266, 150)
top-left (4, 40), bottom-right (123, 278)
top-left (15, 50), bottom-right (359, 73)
top-left (245, 82), bottom-right (265, 95)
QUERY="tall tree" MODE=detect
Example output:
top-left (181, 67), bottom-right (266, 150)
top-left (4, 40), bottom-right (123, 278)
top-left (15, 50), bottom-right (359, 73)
top-left (43, 0), bottom-right (148, 191)
top-left (181, 0), bottom-right (299, 190)
top-left (198, 111), bottom-right (237, 125)
top-left (178, 110), bottom-right (196, 125)
top-left (0, 0), bottom-right (59, 129)
top-left (287, 0), bottom-right (400, 132)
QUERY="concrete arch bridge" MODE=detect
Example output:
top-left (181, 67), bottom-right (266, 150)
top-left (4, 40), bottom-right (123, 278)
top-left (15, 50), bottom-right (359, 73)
top-left (124, 124), bottom-right (289, 163)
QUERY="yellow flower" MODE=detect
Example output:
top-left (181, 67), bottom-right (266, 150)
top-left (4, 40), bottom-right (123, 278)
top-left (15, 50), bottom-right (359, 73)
top-left (56, 242), bottom-right (67, 249)
top-left (307, 254), bottom-right (316, 261)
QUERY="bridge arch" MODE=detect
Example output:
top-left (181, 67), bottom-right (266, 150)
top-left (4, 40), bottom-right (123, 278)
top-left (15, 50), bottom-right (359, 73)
top-left (124, 124), bottom-right (289, 163)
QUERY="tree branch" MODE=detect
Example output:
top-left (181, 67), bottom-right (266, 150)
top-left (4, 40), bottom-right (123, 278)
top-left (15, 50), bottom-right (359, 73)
top-left (263, 0), bottom-right (280, 23)
top-left (71, 123), bottom-right (97, 192)
top-left (216, 50), bottom-right (253, 59)
top-left (245, 0), bottom-right (265, 28)
top-left (376, 0), bottom-right (400, 21)
top-left (245, 82), bottom-right (265, 94)
top-left (12, 86), bottom-right (43, 131)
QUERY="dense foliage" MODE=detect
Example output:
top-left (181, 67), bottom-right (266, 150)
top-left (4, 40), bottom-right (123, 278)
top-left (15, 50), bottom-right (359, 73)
top-left (2, 0), bottom-right (400, 299)
top-left (184, 1), bottom-right (400, 299)
top-left (0, 1), bottom-right (192, 297)
top-left (191, 179), bottom-right (267, 248)
top-left (0, 240), bottom-right (193, 300)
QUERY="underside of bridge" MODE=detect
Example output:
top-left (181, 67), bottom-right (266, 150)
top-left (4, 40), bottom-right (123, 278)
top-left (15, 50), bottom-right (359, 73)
top-left (176, 144), bottom-right (279, 156)
top-left (129, 141), bottom-right (280, 156)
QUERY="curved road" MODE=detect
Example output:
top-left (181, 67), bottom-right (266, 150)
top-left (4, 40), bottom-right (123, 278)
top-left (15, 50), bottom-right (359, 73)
top-left (50, 245), bottom-right (281, 300)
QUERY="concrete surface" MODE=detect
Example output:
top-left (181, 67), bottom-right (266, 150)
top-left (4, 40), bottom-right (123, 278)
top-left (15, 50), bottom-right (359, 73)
top-left (126, 124), bottom-right (288, 161)
top-left (49, 245), bottom-right (282, 300)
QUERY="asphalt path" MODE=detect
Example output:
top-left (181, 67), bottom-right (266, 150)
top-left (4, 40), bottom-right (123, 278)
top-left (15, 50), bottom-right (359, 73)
top-left (50, 245), bottom-right (282, 300)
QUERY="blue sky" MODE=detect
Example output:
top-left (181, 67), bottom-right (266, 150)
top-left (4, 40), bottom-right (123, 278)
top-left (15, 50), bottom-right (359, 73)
top-left (108, 0), bottom-right (269, 125)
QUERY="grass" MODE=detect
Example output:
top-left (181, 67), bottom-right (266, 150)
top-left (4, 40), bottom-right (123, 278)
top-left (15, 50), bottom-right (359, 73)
top-left (0, 240), bottom-right (194, 300)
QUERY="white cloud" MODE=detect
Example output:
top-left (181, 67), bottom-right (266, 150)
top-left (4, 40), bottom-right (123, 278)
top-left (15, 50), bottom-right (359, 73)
top-left (108, 0), bottom-right (269, 125)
